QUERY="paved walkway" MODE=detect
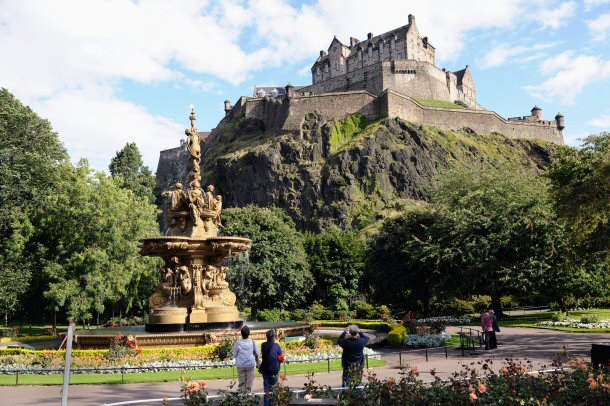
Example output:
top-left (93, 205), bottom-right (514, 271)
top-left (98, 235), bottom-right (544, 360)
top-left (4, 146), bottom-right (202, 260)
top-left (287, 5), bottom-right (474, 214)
top-left (0, 327), bottom-right (608, 406)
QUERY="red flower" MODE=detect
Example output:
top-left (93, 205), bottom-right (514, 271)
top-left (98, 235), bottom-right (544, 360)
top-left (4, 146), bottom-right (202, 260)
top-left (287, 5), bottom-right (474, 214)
top-left (117, 334), bottom-right (123, 340)
top-left (278, 354), bottom-right (285, 362)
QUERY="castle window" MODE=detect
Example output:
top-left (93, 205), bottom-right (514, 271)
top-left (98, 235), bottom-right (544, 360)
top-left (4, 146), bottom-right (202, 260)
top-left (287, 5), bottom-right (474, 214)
top-left (379, 42), bottom-right (384, 54)
top-left (357, 49), bottom-right (362, 61)
top-left (364, 72), bottom-right (368, 80)
top-left (316, 66), bottom-right (320, 76)
top-left (325, 63), bottom-right (329, 73)
top-left (398, 53), bottom-right (402, 60)
top-left (334, 59), bottom-right (338, 70)
top-left (368, 45), bottom-right (373, 58)
top-left (391, 37), bottom-right (396, 49)
top-left (346, 77), bottom-right (351, 90)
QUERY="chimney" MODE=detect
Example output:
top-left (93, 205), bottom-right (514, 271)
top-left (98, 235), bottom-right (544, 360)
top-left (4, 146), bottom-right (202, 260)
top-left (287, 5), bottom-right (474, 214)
top-left (319, 50), bottom-right (325, 57)
top-left (367, 32), bottom-right (373, 40)
top-left (350, 37), bottom-right (359, 47)
top-left (408, 14), bottom-right (415, 25)
top-left (423, 36), bottom-right (428, 48)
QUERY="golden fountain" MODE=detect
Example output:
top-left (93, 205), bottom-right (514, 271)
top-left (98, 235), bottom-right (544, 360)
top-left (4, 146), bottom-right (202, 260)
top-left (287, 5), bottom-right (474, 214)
top-left (141, 107), bottom-right (251, 332)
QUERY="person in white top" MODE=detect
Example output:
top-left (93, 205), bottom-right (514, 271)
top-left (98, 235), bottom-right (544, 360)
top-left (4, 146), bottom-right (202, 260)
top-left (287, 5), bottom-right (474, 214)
top-left (233, 325), bottom-right (260, 393)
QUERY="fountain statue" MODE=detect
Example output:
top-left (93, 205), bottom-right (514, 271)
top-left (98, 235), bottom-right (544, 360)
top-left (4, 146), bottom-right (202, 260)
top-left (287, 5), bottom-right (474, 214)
top-left (140, 107), bottom-right (251, 332)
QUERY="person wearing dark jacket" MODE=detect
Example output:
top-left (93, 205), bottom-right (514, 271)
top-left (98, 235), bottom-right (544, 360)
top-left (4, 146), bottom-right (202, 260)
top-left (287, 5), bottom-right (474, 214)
top-left (259, 329), bottom-right (284, 406)
top-left (337, 324), bottom-right (369, 387)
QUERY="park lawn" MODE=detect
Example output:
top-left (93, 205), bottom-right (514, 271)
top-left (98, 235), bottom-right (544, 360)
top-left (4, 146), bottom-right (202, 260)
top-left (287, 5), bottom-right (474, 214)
top-left (444, 335), bottom-right (463, 347)
top-left (0, 359), bottom-right (385, 386)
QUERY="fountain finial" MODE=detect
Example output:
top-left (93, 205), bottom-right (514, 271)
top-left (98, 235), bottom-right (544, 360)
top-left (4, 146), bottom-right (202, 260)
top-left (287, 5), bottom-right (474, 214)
top-left (189, 105), bottom-right (196, 130)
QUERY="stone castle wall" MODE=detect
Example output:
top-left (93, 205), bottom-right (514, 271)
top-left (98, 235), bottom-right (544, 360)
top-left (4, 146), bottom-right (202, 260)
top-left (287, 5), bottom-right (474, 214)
top-left (238, 89), bottom-right (563, 144)
top-left (381, 90), bottom-right (563, 143)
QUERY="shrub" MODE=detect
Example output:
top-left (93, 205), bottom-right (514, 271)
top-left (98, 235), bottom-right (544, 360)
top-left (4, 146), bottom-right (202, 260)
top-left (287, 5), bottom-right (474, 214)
top-left (259, 308), bottom-right (291, 321)
top-left (312, 321), bottom-right (390, 332)
top-left (580, 314), bottom-right (600, 324)
top-left (387, 324), bottom-right (406, 347)
top-left (107, 335), bottom-right (140, 360)
top-left (1, 327), bottom-right (19, 338)
top-left (302, 333), bottom-right (321, 350)
top-left (216, 336), bottom-right (236, 361)
top-left (290, 309), bottom-right (311, 322)
top-left (551, 312), bottom-right (568, 322)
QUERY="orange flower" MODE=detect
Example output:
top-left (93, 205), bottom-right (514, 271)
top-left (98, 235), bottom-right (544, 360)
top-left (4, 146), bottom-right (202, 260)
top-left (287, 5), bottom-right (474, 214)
top-left (469, 387), bottom-right (476, 394)
top-left (597, 374), bottom-right (603, 382)
top-left (199, 380), bottom-right (206, 387)
top-left (478, 383), bottom-right (486, 393)
top-left (501, 367), bottom-right (508, 374)
top-left (523, 367), bottom-right (528, 373)
top-left (304, 394), bottom-right (312, 400)
top-left (590, 380), bottom-right (599, 389)
top-left (163, 396), bottom-right (168, 401)
top-left (117, 334), bottom-right (123, 340)
top-left (470, 393), bottom-right (478, 400)
top-left (280, 373), bottom-right (287, 381)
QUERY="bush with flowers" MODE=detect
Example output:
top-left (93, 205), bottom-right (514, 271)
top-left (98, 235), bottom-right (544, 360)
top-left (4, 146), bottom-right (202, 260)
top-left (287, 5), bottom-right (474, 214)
top-left (538, 319), bottom-right (610, 329)
top-left (294, 358), bottom-right (610, 405)
top-left (107, 334), bottom-right (141, 360)
top-left (180, 375), bottom-right (208, 406)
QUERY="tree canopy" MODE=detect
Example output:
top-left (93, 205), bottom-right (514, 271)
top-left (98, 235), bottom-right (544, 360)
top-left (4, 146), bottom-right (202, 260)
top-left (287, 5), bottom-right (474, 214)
top-left (303, 229), bottom-right (365, 310)
top-left (109, 142), bottom-right (157, 203)
top-left (222, 206), bottom-right (312, 318)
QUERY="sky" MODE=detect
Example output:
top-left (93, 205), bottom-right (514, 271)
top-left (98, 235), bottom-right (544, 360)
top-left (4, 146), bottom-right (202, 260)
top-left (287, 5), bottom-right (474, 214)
top-left (1, 0), bottom-right (610, 171)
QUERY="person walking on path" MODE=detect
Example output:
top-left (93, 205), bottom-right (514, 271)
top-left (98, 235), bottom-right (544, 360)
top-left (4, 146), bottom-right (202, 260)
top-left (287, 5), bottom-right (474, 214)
top-left (337, 324), bottom-right (369, 387)
top-left (259, 329), bottom-right (284, 406)
top-left (481, 310), bottom-right (496, 350)
top-left (233, 325), bottom-right (260, 393)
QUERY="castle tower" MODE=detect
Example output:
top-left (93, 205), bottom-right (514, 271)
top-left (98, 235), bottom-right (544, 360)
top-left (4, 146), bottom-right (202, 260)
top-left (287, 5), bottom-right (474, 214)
top-left (555, 113), bottom-right (565, 131)
top-left (531, 106), bottom-right (542, 121)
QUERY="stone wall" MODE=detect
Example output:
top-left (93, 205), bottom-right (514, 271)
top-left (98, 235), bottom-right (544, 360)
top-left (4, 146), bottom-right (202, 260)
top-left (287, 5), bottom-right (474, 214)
top-left (382, 90), bottom-right (563, 143)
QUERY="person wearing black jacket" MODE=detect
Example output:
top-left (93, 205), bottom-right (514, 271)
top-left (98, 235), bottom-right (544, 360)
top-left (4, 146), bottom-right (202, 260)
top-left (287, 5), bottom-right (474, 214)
top-left (337, 324), bottom-right (369, 387)
top-left (259, 329), bottom-right (284, 406)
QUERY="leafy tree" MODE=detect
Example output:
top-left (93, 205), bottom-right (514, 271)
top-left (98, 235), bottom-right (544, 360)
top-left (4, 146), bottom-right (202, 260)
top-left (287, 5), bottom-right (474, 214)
top-left (366, 207), bottom-right (443, 315)
top-left (109, 142), bottom-right (156, 203)
top-left (0, 88), bottom-right (67, 322)
top-left (222, 206), bottom-right (312, 319)
top-left (547, 133), bottom-right (610, 259)
top-left (427, 163), bottom-right (562, 313)
top-left (27, 161), bottom-right (162, 324)
top-left (304, 229), bottom-right (366, 309)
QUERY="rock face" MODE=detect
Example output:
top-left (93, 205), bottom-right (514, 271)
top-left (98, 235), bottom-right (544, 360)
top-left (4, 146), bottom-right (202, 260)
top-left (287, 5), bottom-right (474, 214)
top-left (157, 113), bottom-right (554, 232)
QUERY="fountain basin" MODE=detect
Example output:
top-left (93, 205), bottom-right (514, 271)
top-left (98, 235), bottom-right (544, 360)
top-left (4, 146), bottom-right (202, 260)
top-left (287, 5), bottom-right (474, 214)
top-left (70, 322), bottom-right (313, 349)
top-left (139, 236), bottom-right (251, 257)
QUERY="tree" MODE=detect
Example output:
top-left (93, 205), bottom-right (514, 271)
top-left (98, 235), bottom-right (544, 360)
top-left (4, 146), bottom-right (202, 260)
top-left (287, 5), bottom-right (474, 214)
top-left (366, 207), bottom-right (444, 314)
top-left (222, 206), bottom-right (312, 319)
top-left (547, 133), bottom-right (610, 259)
top-left (427, 163), bottom-right (563, 314)
top-left (28, 161), bottom-right (162, 324)
top-left (0, 88), bottom-right (67, 322)
top-left (303, 229), bottom-right (365, 309)
top-left (109, 142), bottom-right (156, 203)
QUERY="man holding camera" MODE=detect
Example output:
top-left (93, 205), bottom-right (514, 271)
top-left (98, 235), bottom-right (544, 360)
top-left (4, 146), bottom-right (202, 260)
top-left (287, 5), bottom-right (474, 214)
top-left (337, 324), bottom-right (369, 387)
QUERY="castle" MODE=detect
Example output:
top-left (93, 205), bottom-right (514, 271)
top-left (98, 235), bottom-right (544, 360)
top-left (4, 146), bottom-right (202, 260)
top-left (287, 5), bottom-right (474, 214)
top-left (158, 15), bottom-right (565, 183)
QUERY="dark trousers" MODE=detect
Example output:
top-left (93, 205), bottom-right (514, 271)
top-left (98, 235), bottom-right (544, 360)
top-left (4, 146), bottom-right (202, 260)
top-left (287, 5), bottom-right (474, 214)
top-left (485, 331), bottom-right (497, 349)
top-left (263, 373), bottom-right (278, 406)
top-left (342, 363), bottom-right (363, 387)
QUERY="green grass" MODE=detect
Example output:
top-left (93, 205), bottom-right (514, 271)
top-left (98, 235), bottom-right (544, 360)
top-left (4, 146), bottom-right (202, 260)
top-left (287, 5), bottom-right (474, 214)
top-left (0, 359), bottom-right (386, 386)
top-left (415, 98), bottom-right (466, 109)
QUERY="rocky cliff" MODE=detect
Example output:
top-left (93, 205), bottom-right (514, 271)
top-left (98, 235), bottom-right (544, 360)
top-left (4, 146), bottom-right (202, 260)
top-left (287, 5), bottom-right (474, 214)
top-left (158, 113), bottom-right (554, 232)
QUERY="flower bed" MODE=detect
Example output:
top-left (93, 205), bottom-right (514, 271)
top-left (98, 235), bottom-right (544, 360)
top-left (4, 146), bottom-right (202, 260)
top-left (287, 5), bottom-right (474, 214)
top-left (0, 342), bottom-right (380, 374)
top-left (403, 332), bottom-right (451, 348)
top-left (416, 316), bottom-right (472, 325)
top-left (537, 319), bottom-right (610, 329)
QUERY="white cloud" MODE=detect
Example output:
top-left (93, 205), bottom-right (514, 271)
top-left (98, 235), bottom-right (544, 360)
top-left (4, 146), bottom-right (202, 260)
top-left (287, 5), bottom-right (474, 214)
top-left (585, 0), bottom-right (610, 9)
top-left (525, 51), bottom-right (610, 104)
top-left (588, 12), bottom-right (610, 41)
top-left (479, 43), bottom-right (558, 69)
top-left (535, 1), bottom-right (576, 29)
top-left (35, 86), bottom-right (184, 170)
top-left (589, 114), bottom-right (610, 127)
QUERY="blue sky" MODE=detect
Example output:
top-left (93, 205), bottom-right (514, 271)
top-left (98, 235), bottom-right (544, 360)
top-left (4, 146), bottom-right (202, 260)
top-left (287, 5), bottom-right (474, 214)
top-left (1, 0), bottom-right (610, 171)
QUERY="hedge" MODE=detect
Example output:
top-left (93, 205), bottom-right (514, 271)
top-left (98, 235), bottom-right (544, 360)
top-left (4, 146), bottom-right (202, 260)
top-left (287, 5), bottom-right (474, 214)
top-left (0, 345), bottom-right (218, 359)
top-left (312, 321), bottom-right (391, 332)
top-left (386, 324), bottom-right (406, 347)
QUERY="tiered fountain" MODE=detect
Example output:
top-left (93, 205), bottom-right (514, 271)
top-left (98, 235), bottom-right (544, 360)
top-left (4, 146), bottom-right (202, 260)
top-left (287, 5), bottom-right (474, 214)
top-left (142, 108), bottom-right (250, 332)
